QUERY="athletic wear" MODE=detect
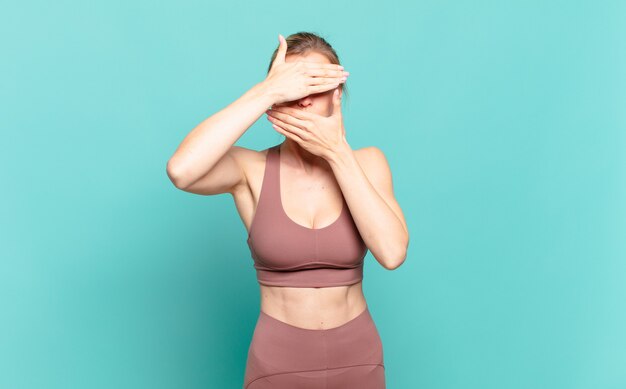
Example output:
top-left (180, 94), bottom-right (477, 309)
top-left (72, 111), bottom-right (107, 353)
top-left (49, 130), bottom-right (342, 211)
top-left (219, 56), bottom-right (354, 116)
top-left (243, 144), bottom-right (385, 388)
top-left (244, 306), bottom-right (385, 389)
top-left (247, 144), bottom-right (368, 288)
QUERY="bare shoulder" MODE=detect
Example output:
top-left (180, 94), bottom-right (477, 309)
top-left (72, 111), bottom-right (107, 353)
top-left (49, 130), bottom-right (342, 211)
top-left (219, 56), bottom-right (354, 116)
top-left (229, 145), bottom-right (267, 168)
top-left (231, 145), bottom-right (271, 172)
top-left (353, 146), bottom-right (392, 177)
top-left (229, 145), bottom-right (272, 195)
top-left (174, 145), bottom-right (270, 196)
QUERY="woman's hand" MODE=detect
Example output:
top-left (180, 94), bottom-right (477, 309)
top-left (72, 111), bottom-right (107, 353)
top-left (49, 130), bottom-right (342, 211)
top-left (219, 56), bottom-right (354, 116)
top-left (263, 34), bottom-right (349, 105)
top-left (265, 87), bottom-right (346, 160)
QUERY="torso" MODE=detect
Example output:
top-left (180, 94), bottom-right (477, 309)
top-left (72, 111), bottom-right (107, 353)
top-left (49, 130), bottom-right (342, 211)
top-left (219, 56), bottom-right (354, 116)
top-left (232, 144), bottom-right (368, 330)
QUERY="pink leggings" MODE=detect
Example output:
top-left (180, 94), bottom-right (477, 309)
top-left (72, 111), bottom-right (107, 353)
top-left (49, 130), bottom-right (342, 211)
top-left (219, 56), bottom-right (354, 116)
top-left (243, 306), bottom-right (385, 388)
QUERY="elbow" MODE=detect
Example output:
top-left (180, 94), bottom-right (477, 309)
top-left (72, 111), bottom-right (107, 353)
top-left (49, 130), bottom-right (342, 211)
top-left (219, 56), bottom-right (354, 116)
top-left (381, 250), bottom-right (407, 271)
top-left (379, 234), bottom-right (409, 270)
top-left (382, 253), bottom-right (406, 270)
top-left (166, 160), bottom-right (189, 189)
top-left (381, 240), bottom-right (408, 270)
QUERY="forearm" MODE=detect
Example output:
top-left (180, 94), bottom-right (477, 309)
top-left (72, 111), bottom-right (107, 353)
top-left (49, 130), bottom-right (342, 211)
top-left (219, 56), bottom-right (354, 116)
top-left (167, 81), bottom-right (276, 183)
top-left (327, 140), bottom-right (408, 269)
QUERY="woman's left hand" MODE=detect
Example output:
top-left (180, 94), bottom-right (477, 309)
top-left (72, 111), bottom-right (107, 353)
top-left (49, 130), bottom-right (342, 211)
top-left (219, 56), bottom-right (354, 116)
top-left (265, 88), bottom-right (345, 160)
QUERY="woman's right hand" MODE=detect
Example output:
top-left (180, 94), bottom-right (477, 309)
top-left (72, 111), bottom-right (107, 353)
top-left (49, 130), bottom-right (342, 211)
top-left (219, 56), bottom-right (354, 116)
top-left (263, 34), bottom-right (349, 105)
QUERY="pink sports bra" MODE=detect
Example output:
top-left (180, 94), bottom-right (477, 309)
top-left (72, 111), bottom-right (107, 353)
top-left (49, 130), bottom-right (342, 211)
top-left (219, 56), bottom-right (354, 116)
top-left (246, 144), bottom-right (368, 288)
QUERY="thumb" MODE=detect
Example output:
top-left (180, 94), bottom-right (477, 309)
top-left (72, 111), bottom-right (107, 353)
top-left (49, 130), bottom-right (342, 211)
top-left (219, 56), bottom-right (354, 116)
top-left (273, 34), bottom-right (288, 66)
top-left (331, 88), bottom-right (342, 116)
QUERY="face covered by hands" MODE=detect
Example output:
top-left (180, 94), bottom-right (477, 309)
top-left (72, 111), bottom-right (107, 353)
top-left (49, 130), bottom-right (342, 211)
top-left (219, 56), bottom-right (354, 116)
top-left (265, 86), bottom-right (346, 160)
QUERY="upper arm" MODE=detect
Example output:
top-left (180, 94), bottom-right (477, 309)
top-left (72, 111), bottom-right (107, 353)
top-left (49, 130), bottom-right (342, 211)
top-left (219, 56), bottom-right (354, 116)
top-left (173, 145), bottom-right (250, 196)
top-left (357, 146), bottom-right (408, 235)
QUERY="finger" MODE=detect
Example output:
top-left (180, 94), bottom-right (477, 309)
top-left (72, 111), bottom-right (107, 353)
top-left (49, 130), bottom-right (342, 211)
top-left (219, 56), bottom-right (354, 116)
top-left (272, 34), bottom-right (287, 67)
top-left (303, 62), bottom-right (345, 71)
top-left (307, 75), bottom-right (347, 86)
top-left (267, 115), bottom-right (309, 139)
top-left (307, 82), bottom-right (342, 94)
top-left (272, 123), bottom-right (306, 144)
top-left (270, 107), bottom-right (314, 121)
top-left (267, 110), bottom-right (308, 131)
top-left (304, 67), bottom-right (350, 78)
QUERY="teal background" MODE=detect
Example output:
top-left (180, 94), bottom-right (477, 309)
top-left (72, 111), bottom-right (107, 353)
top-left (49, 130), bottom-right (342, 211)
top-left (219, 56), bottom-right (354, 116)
top-left (1, 0), bottom-right (625, 388)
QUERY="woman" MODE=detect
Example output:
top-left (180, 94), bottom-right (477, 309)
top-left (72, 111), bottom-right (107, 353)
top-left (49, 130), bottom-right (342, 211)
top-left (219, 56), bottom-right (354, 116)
top-left (166, 32), bottom-right (409, 389)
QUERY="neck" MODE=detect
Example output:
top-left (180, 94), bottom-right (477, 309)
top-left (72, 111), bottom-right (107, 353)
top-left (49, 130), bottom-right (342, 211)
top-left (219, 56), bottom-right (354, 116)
top-left (280, 139), bottom-right (328, 173)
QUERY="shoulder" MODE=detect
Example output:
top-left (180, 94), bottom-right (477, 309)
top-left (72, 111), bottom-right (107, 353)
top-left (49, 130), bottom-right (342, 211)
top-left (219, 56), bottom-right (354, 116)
top-left (355, 145), bottom-right (388, 160)
top-left (229, 145), bottom-right (267, 161)
top-left (230, 145), bottom-right (273, 169)
top-left (221, 145), bottom-right (272, 195)
top-left (354, 146), bottom-right (392, 179)
top-left (353, 145), bottom-right (397, 199)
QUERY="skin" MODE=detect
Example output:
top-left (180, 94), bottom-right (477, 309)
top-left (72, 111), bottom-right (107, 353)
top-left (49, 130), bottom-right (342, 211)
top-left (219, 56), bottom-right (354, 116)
top-left (166, 48), bottom-right (409, 330)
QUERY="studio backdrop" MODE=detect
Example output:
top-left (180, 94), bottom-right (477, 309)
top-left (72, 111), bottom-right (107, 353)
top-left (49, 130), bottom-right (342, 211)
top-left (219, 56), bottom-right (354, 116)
top-left (1, 0), bottom-right (625, 388)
